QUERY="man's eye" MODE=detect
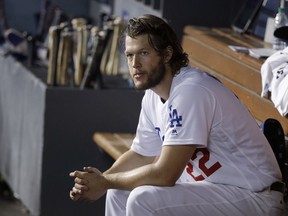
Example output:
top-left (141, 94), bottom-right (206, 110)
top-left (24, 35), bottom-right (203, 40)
top-left (126, 54), bottom-right (132, 58)
top-left (140, 51), bottom-right (148, 56)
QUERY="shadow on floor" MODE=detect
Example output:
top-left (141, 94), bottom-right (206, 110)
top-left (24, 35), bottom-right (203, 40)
top-left (0, 176), bottom-right (31, 216)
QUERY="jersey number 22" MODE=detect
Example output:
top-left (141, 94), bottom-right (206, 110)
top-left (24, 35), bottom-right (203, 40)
top-left (186, 148), bottom-right (222, 181)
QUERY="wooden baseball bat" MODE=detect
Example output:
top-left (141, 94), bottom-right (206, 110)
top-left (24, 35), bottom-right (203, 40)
top-left (105, 17), bottom-right (122, 76)
top-left (47, 25), bottom-right (61, 86)
top-left (80, 26), bottom-right (100, 89)
top-left (36, 0), bottom-right (49, 41)
top-left (72, 18), bottom-right (87, 86)
top-left (100, 20), bottom-right (114, 75)
top-left (56, 25), bottom-right (65, 84)
top-left (57, 25), bottom-right (73, 85)
top-left (80, 22), bottom-right (114, 89)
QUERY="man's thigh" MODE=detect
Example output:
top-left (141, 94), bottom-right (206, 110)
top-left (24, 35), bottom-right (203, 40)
top-left (126, 182), bottom-right (276, 216)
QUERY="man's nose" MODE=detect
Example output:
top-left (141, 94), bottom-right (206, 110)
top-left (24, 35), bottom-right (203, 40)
top-left (132, 55), bottom-right (141, 68)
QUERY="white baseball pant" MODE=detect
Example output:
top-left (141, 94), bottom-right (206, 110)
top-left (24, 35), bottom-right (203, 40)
top-left (105, 182), bottom-right (285, 216)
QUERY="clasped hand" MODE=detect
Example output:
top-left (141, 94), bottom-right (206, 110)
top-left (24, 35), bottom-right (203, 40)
top-left (69, 166), bottom-right (107, 201)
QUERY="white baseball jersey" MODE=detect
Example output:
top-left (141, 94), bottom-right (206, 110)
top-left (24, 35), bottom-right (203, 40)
top-left (131, 66), bottom-right (282, 192)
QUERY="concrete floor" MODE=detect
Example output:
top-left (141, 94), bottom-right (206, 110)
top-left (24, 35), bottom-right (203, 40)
top-left (0, 196), bottom-right (31, 216)
top-left (0, 177), bottom-right (31, 216)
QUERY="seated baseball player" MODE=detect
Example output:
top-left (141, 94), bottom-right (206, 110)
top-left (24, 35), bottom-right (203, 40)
top-left (69, 14), bottom-right (285, 216)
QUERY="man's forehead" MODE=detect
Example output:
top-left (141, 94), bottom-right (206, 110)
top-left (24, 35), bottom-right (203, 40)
top-left (125, 34), bottom-right (148, 42)
top-left (125, 34), bottom-right (151, 50)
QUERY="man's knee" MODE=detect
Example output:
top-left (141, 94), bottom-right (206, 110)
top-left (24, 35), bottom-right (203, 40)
top-left (106, 189), bottom-right (130, 208)
top-left (126, 186), bottom-right (156, 213)
top-left (106, 189), bottom-right (123, 201)
top-left (106, 189), bottom-right (130, 216)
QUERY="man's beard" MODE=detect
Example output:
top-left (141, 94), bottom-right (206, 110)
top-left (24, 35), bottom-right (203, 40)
top-left (134, 61), bottom-right (166, 91)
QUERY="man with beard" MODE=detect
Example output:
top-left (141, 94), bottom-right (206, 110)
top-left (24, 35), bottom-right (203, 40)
top-left (69, 14), bottom-right (285, 216)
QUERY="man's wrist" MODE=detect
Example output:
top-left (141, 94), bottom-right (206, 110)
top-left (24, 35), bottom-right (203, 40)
top-left (102, 173), bottom-right (112, 190)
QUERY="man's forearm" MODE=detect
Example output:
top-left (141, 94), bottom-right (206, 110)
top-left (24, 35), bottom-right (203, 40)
top-left (102, 150), bottom-right (164, 191)
top-left (103, 161), bottom-right (175, 191)
top-left (104, 149), bottom-right (156, 175)
top-left (102, 146), bottom-right (196, 191)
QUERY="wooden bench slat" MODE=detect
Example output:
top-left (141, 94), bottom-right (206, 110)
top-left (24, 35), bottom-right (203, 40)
top-left (182, 26), bottom-right (288, 136)
top-left (93, 132), bottom-right (134, 160)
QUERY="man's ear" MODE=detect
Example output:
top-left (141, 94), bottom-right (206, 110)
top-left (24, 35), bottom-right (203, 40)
top-left (164, 46), bottom-right (173, 63)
